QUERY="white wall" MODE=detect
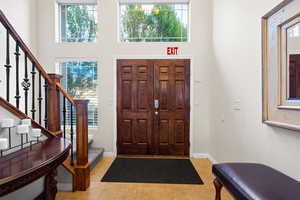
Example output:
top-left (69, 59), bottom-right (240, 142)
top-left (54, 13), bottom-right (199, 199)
top-left (210, 0), bottom-right (300, 181)
top-left (0, 0), bottom-right (37, 52)
top-left (36, 0), bottom-right (213, 155)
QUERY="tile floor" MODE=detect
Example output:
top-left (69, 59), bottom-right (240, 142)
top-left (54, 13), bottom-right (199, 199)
top-left (57, 157), bottom-right (233, 200)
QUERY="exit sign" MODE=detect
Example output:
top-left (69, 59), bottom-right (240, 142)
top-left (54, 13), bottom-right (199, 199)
top-left (167, 47), bottom-right (179, 55)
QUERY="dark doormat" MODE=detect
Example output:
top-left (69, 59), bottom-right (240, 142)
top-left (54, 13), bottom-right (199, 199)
top-left (101, 158), bottom-right (204, 184)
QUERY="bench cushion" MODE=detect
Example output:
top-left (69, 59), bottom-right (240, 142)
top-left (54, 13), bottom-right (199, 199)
top-left (213, 163), bottom-right (300, 200)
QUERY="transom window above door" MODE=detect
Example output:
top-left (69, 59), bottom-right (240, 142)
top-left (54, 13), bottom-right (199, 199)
top-left (57, 2), bottom-right (97, 43)
top-left (119, 3), bottom-right (189, 42)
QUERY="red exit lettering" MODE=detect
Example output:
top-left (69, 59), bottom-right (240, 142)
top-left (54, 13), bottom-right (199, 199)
top-left (167, 47), bottom-right (179, 55)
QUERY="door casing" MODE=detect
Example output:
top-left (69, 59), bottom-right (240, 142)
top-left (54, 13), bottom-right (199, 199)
top-left (111, 56), bottom-right (195, 157)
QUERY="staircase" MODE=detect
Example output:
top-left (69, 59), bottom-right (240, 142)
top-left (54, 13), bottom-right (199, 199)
top-left (0, 9), bottom-right (102, 199)
top-left (57, 134), bottom-right (104, 191)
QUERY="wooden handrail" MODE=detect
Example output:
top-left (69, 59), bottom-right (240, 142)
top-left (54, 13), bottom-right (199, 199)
top-left (0, 9), bottom-right (91, 192)
top-left (0, 10), bottom-right (54, 86)
top-left (0, 9), bottom-right (78, 132)
top-left (0, 9), bottom-right (78, 109)
top-left (47, 75), bottom-right (91, 191)
top-left (55, 83), bottom-right (76, 105)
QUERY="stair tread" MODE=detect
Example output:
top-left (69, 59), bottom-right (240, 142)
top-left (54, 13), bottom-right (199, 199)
top-left (58, 146), bottom-right (104, 191)
top-left (71, 137), bottom-right (94, 153)
top-left (88, 147), bottom-right (104, 170)
top-left (89, 147), bottom-right (104, 152)
top-left (72, 146), bottom-right (104, 167)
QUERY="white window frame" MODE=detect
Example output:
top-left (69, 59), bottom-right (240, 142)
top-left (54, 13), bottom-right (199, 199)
top-left (117, 0), bottom-right (191, 43)
top-left (56, 0), bottom-right (98, 43)
top-left (118, 0), bottom-right (189, 3)
top-left (55, 58), bottom-right (99, 128)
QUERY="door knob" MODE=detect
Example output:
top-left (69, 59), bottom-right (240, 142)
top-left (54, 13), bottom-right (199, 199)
top-left (155, 111), bottom-right (159, 115)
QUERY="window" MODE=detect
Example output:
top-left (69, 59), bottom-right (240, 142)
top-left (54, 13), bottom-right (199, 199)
top-left (59, 61), bottom-right (98, 127)
top-left (59, 3), bottom-right (97, 42)
top-left (119, 3), bottom-right (189, 42)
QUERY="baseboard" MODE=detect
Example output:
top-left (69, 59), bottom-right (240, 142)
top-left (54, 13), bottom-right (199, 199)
top-left (207, 154), bottom-right (218, 164)
top-left (103, 152), bottom-right (116, 157)
top-left (57, 183), bottom-right (73, 191)
top-left (103, 152), bottom-right (217, 163)
top-left (190, 153), bottom-right (218, 164)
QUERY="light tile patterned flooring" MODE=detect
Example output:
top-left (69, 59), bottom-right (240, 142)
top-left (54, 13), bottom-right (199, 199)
top-left (57, 157), bottom-right (233, 200)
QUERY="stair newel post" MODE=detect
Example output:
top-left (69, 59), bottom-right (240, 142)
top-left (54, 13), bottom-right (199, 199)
top-left (74, 99), bottom-right (90, 191)
top-left (47, 74), bottom-right (63, 136)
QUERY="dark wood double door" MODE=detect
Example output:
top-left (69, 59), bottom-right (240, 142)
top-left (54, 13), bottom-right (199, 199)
top-left (117, 59), bottom-right (190, 156)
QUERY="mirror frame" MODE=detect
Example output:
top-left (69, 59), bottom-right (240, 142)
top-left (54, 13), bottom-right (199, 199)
top-left (262, 0), bottom-right (300, 131)
top-left (279, 15), bottom-right (300, 108)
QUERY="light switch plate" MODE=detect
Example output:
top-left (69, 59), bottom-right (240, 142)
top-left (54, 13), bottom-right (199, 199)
top-left (233, 100), bottom-right (241, 110)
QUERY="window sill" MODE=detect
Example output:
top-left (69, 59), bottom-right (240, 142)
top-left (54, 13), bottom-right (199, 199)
top-left (277, 105), bottom-right (300, 110)
top-left (88, 126), bottom-right (99, 130)
top-left (117, 41), bottom-right (191, 45)
top-left (264, 120), bottom-right (300, 132)
top-left (55, 41), bottom-right (98, 45)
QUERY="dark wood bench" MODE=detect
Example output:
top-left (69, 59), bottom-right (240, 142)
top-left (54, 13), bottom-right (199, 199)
top-left (212, 163), bottom-right (300, 200)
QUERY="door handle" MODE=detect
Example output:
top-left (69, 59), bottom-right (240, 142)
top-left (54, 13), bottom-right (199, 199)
top-left (154, 99), bottom-right (159, 109)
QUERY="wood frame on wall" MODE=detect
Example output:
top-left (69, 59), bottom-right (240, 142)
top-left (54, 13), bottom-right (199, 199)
top-left (262, 0), bottom-right (300, 131)
top-left (111, 55), bottom-right (195, 157)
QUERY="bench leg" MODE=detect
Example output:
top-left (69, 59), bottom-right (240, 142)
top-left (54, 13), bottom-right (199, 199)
top-left (213, 178), bottom-right (223, 200)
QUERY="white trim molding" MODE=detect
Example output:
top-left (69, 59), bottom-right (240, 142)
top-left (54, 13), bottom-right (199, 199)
top-left (56, 0), bottom-right (97, 4)
top-left (112, 55), bottom-right (195, 157)
top-left (264, 121), bottom-right (300, 132)
top-left (191, 153), bottom-right (218, 164)
top-left (103, 152), bottom-right (117, 157)
top-left (119, 0), bottom-right (189, 4)
top-left (103, 151), bottom-right (218, 164)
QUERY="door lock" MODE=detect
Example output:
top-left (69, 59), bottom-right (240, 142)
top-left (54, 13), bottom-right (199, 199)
top-left (154, 99), bottom-right (159, 109)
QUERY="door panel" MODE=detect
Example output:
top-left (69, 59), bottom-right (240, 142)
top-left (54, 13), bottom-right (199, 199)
top-left (154, 60), bottom-right (190, 155)
top-left (117, 59), bottom-right (190, 155)
top-left (117, 60), bottom-right (154, 154)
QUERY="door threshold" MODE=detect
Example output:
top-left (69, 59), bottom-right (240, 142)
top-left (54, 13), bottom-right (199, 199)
top-left (117, 154), bottom-right (190, 159)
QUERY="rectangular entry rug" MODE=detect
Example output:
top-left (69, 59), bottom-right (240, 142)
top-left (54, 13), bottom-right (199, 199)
top-left (101, 158), bottom-right (204, 184)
